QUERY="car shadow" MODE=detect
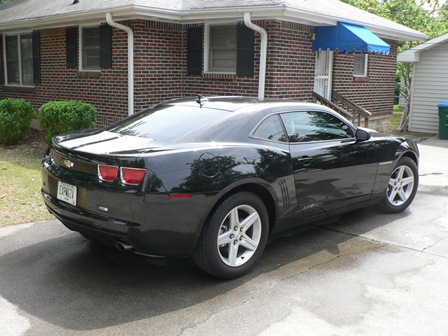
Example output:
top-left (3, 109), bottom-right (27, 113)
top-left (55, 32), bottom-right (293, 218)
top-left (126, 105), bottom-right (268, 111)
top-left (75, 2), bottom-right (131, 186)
top-left (0, 206), bottom-right (411, 331)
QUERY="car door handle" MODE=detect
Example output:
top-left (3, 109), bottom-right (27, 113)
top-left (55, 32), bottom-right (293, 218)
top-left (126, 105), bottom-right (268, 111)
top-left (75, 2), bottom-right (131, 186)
top-left (298, 155), bottom-right (312, 166)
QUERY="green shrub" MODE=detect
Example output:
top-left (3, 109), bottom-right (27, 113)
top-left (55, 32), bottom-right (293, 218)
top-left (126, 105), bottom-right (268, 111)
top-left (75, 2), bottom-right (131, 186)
top-left (39, 101), bottom-right (97, 145)
top-left (0, 98), bottom-right (36, 145)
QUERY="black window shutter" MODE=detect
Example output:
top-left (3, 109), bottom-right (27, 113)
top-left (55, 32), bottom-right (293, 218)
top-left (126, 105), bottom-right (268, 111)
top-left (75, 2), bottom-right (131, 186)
top-left (236, 25), bottom-right (254, 76)
top-left (32, 31), bottom-right (41, 84)
top-left (66, 27), bottom-right (78, 68)
top-left (100, 24), bottom-right (112, 69)
top-left (187, 27), bottom-right (203, 76)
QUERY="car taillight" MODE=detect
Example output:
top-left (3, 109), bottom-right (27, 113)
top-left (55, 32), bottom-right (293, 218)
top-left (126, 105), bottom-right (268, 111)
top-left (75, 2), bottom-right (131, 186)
top-left (98, 165), bottom-right (119, 182)
top-left (121, 167), bottom-right (147, 186)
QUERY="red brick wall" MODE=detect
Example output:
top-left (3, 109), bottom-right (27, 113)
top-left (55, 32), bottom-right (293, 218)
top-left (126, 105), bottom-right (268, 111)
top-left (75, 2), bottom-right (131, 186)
top-left (133, 21), bottom-right (184, 109)
top-left (0, 26), bottom-right (130, 127)
top-left (332, 39), bottom-right (398, 117)
top-left (182, 21), bottom-right (315, 101)
top-left (0, 19), bottom-right (398, 128)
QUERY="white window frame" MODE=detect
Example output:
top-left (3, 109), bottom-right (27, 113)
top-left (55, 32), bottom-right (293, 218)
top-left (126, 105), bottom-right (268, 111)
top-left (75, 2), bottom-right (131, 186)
top-left (79, 25), bottom-right (101, 72)
top-left (2, 32), bottom-right (35, 87)
top-left (353, 53), bottom-right (368, 77)
top-left (204, 23), bottom-right (237, 74)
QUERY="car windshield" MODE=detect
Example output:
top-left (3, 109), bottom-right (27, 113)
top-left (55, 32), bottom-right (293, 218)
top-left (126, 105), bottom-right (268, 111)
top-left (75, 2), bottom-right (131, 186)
top-left (108, 104), bottom-right (230, 142)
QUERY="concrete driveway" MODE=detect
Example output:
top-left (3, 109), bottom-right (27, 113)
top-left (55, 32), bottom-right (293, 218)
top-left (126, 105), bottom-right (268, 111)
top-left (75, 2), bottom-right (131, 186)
top-left (1, 137), bottom-right (447, 336)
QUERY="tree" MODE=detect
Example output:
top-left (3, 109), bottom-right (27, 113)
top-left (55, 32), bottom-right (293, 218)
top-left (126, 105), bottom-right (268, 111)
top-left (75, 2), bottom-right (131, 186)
top-left (342, 0), bottom-right (448, 130)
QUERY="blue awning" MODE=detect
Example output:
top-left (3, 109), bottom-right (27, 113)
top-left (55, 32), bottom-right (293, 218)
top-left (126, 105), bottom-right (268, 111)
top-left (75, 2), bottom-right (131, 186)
top-left (313, 23), bottom-right (390, 55)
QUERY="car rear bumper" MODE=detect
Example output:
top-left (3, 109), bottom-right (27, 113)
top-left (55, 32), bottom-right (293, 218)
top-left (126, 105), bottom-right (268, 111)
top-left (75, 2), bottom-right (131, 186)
top-left (42, 190), bottom-right (205, 256)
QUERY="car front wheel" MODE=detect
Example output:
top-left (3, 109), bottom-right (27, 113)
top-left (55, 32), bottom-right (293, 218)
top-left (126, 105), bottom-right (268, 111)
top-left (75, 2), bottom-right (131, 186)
top-left (379, 157), bottom-right (418, 213)
top-left (193, 192), bottom-right (269, 279)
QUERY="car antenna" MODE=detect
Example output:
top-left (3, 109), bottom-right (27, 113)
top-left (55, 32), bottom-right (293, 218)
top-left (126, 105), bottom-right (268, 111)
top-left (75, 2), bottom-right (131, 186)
top-left (196, 94), bottom-right (208, 108)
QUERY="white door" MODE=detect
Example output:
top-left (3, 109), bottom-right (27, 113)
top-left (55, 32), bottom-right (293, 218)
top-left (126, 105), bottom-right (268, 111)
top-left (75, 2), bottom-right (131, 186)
top-left (314, 50), bottom-right (333, 100)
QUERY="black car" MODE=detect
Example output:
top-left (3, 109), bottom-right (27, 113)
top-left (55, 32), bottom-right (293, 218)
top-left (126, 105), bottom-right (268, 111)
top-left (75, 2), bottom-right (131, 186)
top-left (41, 96), bottom-right (419, 279)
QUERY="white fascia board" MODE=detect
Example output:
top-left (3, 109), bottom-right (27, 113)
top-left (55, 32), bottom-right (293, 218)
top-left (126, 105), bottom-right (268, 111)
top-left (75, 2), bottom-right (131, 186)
top-left (397, 51), bottom-right (420, 63)
top-left (0, 3), bottom-right (427, 42)
top-left (0, 6), bottom-right (136, 31)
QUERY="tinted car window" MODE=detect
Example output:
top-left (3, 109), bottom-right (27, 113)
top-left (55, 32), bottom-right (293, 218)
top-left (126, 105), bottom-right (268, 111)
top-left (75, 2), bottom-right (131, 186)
top-left (280, 111), bottom-right (354, 143)
top-left (108, 105), bottom-right (229, 142)
top-left (253, 115), bottom-right (287, 142)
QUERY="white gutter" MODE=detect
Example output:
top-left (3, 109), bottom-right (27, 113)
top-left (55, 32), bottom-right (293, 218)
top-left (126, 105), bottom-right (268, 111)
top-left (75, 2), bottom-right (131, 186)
top-left (244, 13), bottom-right (267, 101)
top-left (106, 13), bottom-right (134, 116)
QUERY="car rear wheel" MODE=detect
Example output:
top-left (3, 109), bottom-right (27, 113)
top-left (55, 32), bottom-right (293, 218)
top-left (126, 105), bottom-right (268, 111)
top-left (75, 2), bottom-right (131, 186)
top-left (379, 157), bottom-right (418, 213)
top-left (193, 192), bottom-right (269, 279)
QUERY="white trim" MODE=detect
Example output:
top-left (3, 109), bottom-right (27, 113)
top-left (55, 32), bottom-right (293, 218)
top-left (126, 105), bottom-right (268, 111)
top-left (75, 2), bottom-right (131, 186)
top-left (314, 50), bottom-right (333, 100)
top-left (203, 23), bottom-right (210, 73)
top-left (353, 54), bottom-right (368, 77)
top-left (78, 25), bottom-right (102, 72)
top-left (204, 23), bottom-right (237, 74)
top-left (0, 5), bottom-right (427, 42)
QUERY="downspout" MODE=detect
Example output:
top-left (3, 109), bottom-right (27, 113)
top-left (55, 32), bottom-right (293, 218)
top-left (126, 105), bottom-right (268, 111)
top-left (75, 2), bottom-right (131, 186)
top-left (244, 13), bottom-right (267, 101)
top-left (106, 13), bottom-right (134, 116)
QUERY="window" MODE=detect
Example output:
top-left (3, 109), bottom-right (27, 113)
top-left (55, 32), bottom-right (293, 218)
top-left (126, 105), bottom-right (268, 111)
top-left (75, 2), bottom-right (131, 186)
top-left (253, 115), bottom-right (287, 142)
top-left (280, 111), bottom-right (354, 143)
top-left (353, 54), bottom-right (368, 77)
top-left (190, 24), bottom-right (253, 75)
top-left (81, 27), bottom-right (100, 70)
top-left (109, 105), bottom-right (230, 143)
top-left (208, 26), bottom-right (237, 72)
top-left (4, 33), bottom-right (34, 86)
top-left (66, 25), bottom-right (112, 70)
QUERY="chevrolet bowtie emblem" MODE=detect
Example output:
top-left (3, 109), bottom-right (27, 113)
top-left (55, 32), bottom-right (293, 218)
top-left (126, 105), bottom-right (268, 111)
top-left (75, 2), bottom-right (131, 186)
top-left (63, 160), bottom-right (74, 168)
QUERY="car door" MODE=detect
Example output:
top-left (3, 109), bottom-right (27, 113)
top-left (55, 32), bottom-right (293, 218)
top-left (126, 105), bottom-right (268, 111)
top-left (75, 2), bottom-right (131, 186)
top-left (280, 110), bottom-right (378, 217)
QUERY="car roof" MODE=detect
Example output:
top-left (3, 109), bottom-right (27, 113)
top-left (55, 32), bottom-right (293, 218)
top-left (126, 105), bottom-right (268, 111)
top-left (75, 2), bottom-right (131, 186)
top-left (162, 95), bottom-right (335, 114)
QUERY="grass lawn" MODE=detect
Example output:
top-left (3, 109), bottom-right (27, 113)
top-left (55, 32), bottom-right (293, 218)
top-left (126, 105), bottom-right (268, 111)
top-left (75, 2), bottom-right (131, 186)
top-left (0, 130), bottom-right (53, 227)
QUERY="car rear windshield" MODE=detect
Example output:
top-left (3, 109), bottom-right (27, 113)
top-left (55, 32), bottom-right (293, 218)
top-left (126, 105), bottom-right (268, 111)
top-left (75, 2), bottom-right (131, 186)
top-left (108, 104), bottom-right (230, 143)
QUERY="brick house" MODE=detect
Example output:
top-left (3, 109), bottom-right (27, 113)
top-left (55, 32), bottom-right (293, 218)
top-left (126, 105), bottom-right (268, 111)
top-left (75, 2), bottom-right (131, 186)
top-left (0, 0), bottom-right (425, 130)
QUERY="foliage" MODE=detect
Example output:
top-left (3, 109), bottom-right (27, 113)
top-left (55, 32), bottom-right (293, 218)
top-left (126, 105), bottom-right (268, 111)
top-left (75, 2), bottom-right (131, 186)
top-left (0, 148), bottom-right (53, 226)
top-left (341, 0), bottom-right (448, 131)
top-left (39, 101), bottom-right (97, 145)
top-left (0, 98), bottom-right (36, 145)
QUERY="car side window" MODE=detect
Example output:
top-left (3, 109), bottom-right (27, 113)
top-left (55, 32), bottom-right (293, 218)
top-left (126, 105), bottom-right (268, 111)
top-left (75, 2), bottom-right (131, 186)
top-left (253, 115), bottom-right (287, 142)
top-left (280, 111), bottom-right (354, 143)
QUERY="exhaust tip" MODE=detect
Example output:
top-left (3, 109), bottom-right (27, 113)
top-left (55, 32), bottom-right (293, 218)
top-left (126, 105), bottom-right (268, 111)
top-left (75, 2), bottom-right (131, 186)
top-left (116, 241), bottom-right (134, 252)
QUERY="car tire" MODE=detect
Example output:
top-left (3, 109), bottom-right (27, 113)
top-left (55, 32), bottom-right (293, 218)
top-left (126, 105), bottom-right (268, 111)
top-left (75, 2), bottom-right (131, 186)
top-left (379, 157), bottom-right (418, 214)
top-left (193, 192), bottom-right (269, 279)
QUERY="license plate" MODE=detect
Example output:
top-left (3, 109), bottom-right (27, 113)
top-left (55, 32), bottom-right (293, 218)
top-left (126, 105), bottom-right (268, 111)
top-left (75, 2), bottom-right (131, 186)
top-left (57, 181), bottom-right (77, 206)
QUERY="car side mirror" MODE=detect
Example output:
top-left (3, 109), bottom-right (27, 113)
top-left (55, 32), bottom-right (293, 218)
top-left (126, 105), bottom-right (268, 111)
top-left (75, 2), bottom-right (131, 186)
top-left (355, 129), bottom-right (371, 141)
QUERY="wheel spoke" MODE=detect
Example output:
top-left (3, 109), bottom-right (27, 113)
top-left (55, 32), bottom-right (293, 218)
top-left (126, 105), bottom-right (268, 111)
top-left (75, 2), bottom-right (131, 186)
top-left (229, 208), bottom-right (240, 227)
top-left (218, 230), bottom-right (233, 246)
top-left (240, 212), bottom-right (259, 231)
top-left (397, 188), bottom-right (408, 202)
top-left (388, 178), bottom-right (397, 188)
top-left (401, 176), bottom-right (414, 187)
top-left (227, 242), bottom-right (239, 267)
top-left (397, 166), bottom-right (406, 180)
top-left (240, 235), bottom-right (258, 251)
top-left (388, 188), bottom-right (398, 203)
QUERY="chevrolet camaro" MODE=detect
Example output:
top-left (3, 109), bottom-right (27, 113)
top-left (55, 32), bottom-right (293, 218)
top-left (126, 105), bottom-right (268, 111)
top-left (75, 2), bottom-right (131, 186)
top-left (41, 96), bottom-right (419, 279)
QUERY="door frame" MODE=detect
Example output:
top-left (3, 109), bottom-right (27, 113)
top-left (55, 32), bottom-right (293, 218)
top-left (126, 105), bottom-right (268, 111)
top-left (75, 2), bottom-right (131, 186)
top-left (314, 50), bottom-right (334, 100)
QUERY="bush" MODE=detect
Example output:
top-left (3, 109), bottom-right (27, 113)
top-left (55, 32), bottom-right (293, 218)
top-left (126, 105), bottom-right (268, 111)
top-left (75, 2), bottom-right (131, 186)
top-left (0, 98), bottom-right (36, 145)
top-left (39, 101), bottom-right (97, 145)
